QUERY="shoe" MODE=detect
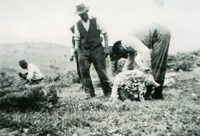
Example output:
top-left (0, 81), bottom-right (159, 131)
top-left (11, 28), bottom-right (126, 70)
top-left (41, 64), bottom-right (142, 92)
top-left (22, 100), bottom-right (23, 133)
top-left (144, 95), bottom-right (152, 100)
top-left (77, 78), bottom-right (81, 83)
top-left (152, 85), bottom-right (164, 100)
top-left (152, 93), bottom-right (164, 100)
top-left (104, 94), bottom-right (111, 98)
top-left (98, 95), bottom-right (110, 101)
top-left (144, 92), bottom-right (152, 100)
top-left (104, 91), bottom-right (111, 97)
top-left (85, 93), bottom-right (95, 100)
top-left (78, 85), bottom-right (84, 92)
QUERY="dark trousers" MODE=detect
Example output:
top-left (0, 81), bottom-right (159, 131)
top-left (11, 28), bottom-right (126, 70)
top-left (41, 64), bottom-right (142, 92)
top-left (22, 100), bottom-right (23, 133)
top-left (78, 44), bottom-right (112, 96)
top-left (30, 78), bottom-right (43, 84)
top-left (151, 24), bottom-right (171, 83)
top-left (147, 24), bottom-right (171, 95)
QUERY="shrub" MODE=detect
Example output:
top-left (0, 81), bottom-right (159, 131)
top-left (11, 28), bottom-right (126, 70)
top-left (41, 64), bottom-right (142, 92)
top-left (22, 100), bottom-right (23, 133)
top-left (0, 72), bottom-right (59, 111)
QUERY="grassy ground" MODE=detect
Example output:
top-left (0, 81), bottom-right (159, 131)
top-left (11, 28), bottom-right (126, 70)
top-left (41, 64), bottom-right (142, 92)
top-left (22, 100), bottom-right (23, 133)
top-left (0, 43), bottom-right (200, 136)
top-left (0, 69), bottom-right (199, 136)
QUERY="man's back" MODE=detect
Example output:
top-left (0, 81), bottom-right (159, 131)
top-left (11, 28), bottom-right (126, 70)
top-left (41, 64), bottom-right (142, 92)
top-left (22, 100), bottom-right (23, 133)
top-left (27, 63), bottom-right (43, 80)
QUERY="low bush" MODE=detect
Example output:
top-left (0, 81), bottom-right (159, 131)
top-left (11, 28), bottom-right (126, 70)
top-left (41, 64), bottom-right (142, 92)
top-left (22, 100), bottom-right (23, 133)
top-left (0, 72), bottom-right (59, 111)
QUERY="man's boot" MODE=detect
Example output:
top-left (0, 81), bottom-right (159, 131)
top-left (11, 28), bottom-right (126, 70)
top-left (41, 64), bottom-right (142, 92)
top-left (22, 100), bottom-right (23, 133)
top-left (152, 86), bottom-right (164, 100)
top-left (144, 85), bottom-right (153, 100)
top-left (84, 87), bottom-right (95, 100)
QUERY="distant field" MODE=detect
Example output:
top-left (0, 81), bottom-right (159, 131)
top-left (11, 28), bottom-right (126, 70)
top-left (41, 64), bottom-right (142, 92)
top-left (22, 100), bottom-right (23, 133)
top-left (0, 43), bottom-right (76, 77)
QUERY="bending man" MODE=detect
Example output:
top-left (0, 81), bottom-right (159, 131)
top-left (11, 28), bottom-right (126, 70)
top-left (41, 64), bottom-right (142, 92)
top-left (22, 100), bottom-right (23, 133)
top-left (18, 59), bottom-right (43, 84)
top-left (113, 23), bottom-right (171, 100)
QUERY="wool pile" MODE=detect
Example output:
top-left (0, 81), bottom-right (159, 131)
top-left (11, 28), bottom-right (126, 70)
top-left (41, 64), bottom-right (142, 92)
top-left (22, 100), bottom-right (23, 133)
top-left (111, 69), bottom-right (146, 101)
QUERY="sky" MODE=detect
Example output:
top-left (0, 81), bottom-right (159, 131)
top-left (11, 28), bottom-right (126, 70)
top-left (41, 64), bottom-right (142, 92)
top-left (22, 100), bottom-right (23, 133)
top-left (0, 0), bottom-right (200, 54)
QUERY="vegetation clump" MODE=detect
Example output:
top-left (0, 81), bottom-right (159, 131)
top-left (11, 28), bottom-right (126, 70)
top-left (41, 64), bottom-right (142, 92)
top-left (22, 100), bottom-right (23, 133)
top-left (0, 72), bottom-right (59, 111)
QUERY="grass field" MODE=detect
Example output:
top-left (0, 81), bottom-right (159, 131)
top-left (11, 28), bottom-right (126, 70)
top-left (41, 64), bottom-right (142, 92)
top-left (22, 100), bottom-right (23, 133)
top-left (0, 43), bottom-right (200, 136)
top-left (0, 43), bottom-right (75, 77)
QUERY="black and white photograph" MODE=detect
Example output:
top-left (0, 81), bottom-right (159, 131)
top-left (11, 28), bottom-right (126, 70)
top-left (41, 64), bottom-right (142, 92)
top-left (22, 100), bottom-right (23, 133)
top-left (0, 0), bottom-right (200, 135)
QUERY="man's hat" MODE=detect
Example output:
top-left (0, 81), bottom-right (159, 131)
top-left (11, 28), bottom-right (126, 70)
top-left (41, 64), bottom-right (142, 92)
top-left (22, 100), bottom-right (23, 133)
top-left (19, 59), bottom-right (27, 67)
top-left (75, 3), bottom-right (89, 15)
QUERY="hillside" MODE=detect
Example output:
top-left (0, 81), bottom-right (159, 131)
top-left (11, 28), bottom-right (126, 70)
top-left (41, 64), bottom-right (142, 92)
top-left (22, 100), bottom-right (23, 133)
top-left (0, 43), bottom-right (75, 77)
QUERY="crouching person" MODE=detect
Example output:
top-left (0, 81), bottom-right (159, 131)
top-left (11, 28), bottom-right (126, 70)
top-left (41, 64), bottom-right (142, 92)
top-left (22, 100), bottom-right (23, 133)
top-left (111, 23), bottom-right (171, 100)
top-left (18, 60), bottom-right (43, 85)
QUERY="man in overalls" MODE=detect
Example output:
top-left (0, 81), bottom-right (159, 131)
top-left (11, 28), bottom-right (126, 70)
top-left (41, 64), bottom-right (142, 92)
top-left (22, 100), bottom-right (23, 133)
top-left (73, 3), bottom-right (112, 99)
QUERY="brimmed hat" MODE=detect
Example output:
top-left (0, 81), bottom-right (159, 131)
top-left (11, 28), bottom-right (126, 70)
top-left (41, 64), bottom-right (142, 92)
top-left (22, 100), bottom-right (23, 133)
top-left (19, 59), bottom-right (27, 67)
top-left (75, 3), bottom-right (89, 15)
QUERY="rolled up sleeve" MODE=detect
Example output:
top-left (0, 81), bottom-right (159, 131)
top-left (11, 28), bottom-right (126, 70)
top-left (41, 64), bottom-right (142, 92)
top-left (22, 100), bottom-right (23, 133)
top-left (122, 52), bottom-right (136, 71)
top-left (74, 24), bottom-right (80, 41)
top-left (122, 36), bottom-right (151, 71)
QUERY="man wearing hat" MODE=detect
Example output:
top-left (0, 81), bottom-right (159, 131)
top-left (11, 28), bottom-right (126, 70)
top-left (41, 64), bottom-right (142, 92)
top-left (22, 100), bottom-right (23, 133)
top-left (18, 60), bottom-right (43, 84)
top-left (73, 3), bottom-right (112, 99)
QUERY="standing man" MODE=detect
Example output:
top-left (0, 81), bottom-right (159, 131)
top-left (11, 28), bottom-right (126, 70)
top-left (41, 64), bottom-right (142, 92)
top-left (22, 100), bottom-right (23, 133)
top-left (18, 59), bottom-right (43, 84)
top-left (112, 23), bottom-right (171, 100)
top-left (73, 3), bottom-right (112, 99)
top-left (69, 25), bottom-right (82, 83)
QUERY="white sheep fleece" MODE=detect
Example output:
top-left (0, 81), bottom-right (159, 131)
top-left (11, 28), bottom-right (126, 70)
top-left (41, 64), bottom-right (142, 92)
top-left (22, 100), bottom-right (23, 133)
top-left (111, 69), bottom-right (146, 100)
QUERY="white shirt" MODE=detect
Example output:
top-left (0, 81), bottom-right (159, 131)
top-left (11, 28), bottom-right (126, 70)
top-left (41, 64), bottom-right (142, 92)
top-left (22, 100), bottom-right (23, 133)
top-left (121, 24), bottom-right (153, 71)
top-left (74, 16), bottom-right (107, 41)
top-left (26, 64), bottom-right (43, 80)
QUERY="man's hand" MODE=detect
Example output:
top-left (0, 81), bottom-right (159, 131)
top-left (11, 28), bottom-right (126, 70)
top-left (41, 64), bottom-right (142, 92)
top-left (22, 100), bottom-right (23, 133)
top-left (105, 52), bottom-right (109, 58)
top-left (70, 56), bottom-right (74, 62)
top-left (145, 74), bottom-right (160, 87)
top-left (25, 79), bottom-right (30, 84)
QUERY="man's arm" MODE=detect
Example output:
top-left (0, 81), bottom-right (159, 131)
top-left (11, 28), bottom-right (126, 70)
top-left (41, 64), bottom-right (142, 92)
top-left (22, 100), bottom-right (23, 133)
top-left (124, 37), bottom-right (151, 71)
top-left (122, 52), bottom-right (135, 71)
top-left (96, 18), bottom-right (109, 57)
top-left (103, 32), bottom-right (109, 56)
top-left (123, 36), bottom-right (159, 87)
top-left (70, 36), bottom-right (76, 62)
top-left (74, 40), bottom-right (80, 52)
top-left (70, 24), bottom-right (80, 61)
top-left (18, 72), bottom-right (27, 80)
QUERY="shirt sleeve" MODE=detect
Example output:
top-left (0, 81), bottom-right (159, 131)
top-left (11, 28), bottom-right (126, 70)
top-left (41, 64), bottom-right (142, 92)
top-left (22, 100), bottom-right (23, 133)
top-left (74, 23), bottom-right (80, 41)
top-left (122, 52), bottom-right (136, 71)
top-left (96, 18), bottom-right (107, 34)
top-left (122, 36), bottom-right (151, 71)
top-left (70, 35), bottom-right (75, 57)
